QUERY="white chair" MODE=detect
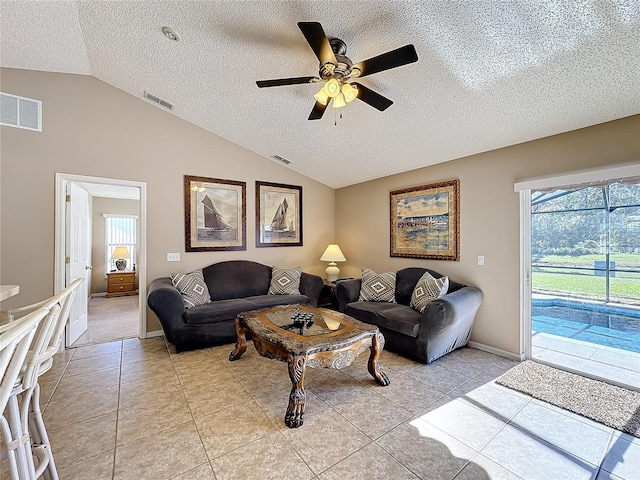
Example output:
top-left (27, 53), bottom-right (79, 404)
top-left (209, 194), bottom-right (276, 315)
top-left (1, 277), bottom-right (83, 480)
top-left (1, 307), bottom-right (49, 480)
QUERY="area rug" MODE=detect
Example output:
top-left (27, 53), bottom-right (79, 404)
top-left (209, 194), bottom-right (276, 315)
top-left (496, 360), bottom-right (640, 437)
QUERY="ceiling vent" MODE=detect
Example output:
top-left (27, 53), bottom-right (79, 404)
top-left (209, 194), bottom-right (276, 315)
top-left (0, 92), bottom-right (42, 131)
top-left (270, 154), bottom-right (292, 165)
top-left (144, 91), bottom-right (174, 110)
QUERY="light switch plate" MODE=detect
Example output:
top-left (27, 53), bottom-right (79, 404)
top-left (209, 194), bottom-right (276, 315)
top-left (167, 253), bottom-right (180, 262)
top-left (477, 255), bottom-right (485, 266)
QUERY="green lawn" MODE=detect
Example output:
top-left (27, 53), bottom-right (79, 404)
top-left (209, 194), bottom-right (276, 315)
top-left (532, 272), bottom-right (640, 301)
top-left (534, 253), bottom-right (640, 268)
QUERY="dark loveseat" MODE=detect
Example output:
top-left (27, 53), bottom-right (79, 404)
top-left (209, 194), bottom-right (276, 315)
top-left (336, 267), bottom-right (483, 363)
top-left (148, 260), bottom-right (323, 352)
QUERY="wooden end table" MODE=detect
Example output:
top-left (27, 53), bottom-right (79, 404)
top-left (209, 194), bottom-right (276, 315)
top-left (229, 304), bottom-right (389, 428)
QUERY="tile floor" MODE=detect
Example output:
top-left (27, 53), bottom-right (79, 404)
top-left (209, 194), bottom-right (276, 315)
top-left (12, 338), bottom-right (640, 479)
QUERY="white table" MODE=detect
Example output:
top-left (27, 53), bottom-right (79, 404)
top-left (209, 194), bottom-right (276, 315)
top-left (0, 285), bottom-right (20, 301)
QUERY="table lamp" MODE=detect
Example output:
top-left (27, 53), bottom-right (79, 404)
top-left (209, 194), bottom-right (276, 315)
top-left (111, 246), bottom-right (131, 271)
top-left (320, 244), bottom-right (346, 282)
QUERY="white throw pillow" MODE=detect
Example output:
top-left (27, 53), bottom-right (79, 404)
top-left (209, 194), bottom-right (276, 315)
top-left (170, 270), bottom-right (211, 309)
top-left (410, 271), bottom-right (449, 313)
top-left (358, 268), bottom-right (397, 303)
top-left (269, 266), bottom-right (302, 295)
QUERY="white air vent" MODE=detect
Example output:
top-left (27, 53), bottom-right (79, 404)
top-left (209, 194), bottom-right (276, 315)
top-left (271, 154), bottom-right (292, 165)
top-left (144, 91), bottom-right (174, 110)
top-left (0, 92), bottom-right (42, 131)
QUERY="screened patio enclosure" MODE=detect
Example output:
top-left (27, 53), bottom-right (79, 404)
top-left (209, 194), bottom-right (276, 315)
top-left (529, 176), bottom-right (640, 388)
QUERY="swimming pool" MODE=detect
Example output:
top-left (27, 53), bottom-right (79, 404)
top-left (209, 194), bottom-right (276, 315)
top-left (531, 299), bottom-right (640, 353)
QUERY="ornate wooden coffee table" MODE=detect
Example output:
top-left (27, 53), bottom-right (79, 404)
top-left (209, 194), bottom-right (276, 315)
top-left (229, 304), bottom-right (390, 428)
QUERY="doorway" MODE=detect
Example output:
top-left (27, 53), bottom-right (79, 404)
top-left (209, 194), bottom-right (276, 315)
top-left (54, 173), bottom-right (147, 349)
top-left (516, 164), bottom-right (640, 390)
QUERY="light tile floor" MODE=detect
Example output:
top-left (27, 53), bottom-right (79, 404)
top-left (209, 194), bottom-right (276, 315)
top-left (12, 338), bottom-right (640, 479)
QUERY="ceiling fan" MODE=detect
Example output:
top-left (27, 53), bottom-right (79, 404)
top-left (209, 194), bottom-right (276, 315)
top-left (256, 22), bottom-right (418, 120)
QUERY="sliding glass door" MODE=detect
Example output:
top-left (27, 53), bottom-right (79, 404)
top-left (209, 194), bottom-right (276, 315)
top-left (519, 173), bottom-right (640, 389)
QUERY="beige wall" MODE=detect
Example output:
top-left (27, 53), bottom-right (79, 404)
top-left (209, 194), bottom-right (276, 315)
top-left (336, 115), bottom-right (640, 356)
top-left (0, 68), bottom-right (335, 333)
top-left (90, 197), bottom-right (140, 294)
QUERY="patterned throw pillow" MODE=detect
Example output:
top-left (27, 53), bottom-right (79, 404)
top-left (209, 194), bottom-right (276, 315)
top-left (170, 270), bottom-right (211, 309)
top-left (358, 268), bottom-right (397, 303)
top-left (410, 271), bottom-right (449, 313)
top-left (269, 266), bottom-right (302, 295)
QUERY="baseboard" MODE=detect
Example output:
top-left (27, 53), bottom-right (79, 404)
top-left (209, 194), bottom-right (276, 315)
top-left (467, 341), bottom-right (524, 361)
top-left (91, 292), bottom-right (107, 298)
top-left (145, 329), bottom-right (165, 339)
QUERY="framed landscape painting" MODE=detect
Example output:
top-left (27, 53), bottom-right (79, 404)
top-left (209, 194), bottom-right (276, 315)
top-left (390, 179), bottom-right (460, 261)
top-left (256, 181), bottom-right (302, 247)
top-left (184, 175), bottom-right (246, 252)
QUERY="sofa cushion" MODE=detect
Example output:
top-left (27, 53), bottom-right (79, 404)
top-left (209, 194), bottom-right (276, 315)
top-left (358, 268), bottom-right (397, 303)
top-left (345, 302), bottom-right (421, 337)
top-left (245, 294), bottom-right (309, 309)
top-left (203, 261), bottom-right (272, 300)
top-left (183, 298), bottom-right (254, 326)
top-left (410, 272), bottom-right (449, 313)
top-left (170, 271), bottom-right (211, 309)
top-left (269, 266), bottom-right (302, 295)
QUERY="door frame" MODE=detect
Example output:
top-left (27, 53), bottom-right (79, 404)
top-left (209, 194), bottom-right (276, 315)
top-left (55, 173), bottom-right (148, 348)
top-left (515, 162), bottom-right (640, 361)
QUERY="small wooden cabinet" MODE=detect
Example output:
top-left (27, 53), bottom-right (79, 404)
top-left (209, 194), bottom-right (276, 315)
top-left (106, 271), bottom-right (137, 298)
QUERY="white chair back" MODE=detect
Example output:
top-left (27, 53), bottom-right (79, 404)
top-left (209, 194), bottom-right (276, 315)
top-left (0, 308), bottom-right (48, 414)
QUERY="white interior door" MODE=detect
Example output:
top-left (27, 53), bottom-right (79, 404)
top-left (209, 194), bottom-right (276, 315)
top-left (66, 182), bottom-right (90, 345)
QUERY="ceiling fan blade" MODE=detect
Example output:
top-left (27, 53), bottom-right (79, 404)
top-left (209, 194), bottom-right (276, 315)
top-left (298, 22), bottom-right (338, 67)
top-left (256, 76), bottom-right (317, 88)
top-left (352, 44), bottom-right (418, 78)
top-left (308, 101), bottom-right (328, 120)
top-left (353, 83), bottom-right (393, 111)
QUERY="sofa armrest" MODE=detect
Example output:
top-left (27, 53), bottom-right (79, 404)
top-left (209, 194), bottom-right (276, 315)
top-left (147, 277), bottom-right (186, 344)
top-left (417, 286), bottom-right (483, 363)
top-left (300, 272), bottom-right (323, 307)
top-left (336, 278), bottom-right (362, 312)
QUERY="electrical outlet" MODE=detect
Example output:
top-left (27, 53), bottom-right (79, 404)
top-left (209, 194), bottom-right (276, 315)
top-left (167, 253), bottom-right (180, 262)
top-left (477, 255), bottom-right (485, 266)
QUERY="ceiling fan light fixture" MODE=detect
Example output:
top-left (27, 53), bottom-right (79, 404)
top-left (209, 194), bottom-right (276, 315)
top-left (314, 87), bottom-right (330, 105)
top-left (332, 92), bottom-right (347, 109)
top-left (342, 83), bottom-right (358, 103)
top-left (323, 78), bottom-right (340, 97)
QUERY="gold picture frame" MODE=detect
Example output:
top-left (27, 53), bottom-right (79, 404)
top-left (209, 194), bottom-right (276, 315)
top-left (184, 175), bottom-right (246, 252)
top-left (390, 179), bottom-right (460, 261)
top-left (256, 181), bottom-right (303, 247)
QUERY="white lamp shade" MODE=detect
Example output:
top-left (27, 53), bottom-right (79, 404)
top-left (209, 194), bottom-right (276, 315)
top-left (331, 92), bottom-right (346, 109)
top-left (342, 83), bottom-right (358, 103)
top-left (320, 244), bottom-right (346, 262)
top-left (323, 78), bottom-right (340, 97)
top-left (314, 87), bottom-right (330, 106)
top-left (110, 246), bottom-right (131, 259)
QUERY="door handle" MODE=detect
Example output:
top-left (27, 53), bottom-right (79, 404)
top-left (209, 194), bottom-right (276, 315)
top-left (85, 265), bottom-right (93, 270)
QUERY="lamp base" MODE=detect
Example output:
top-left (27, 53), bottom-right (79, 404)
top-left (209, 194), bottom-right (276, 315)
top-left (325, 262), bottom-right (340, 283)
top-left (115, 259), bottom-right (127, 271)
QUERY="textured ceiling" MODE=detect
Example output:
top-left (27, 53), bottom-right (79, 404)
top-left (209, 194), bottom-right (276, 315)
top-left (2, 1), bottom-right (639, 188)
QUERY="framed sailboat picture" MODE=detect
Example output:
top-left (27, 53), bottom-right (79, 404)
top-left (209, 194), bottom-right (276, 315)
top-left (184, 175), bottom-right (246, 252)
top-left (256, 181), bottom-right (302, 247)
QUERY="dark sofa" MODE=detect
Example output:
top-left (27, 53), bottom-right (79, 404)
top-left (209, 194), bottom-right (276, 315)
top-left (336, 267), bottom-right (483, 363)
top-left (147, 260), bottom-right (323, 352)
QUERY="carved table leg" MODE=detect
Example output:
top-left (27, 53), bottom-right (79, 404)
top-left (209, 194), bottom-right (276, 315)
top-left (228, 318), bottom-right (249, 361)
top-left (368, 332), bottom-right (390, 386)
top-left (285, 354), bottom-right (307, 428)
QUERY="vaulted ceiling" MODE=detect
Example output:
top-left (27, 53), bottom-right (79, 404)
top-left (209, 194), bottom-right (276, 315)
top-left (2, 1), bottom-right (639, 188)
